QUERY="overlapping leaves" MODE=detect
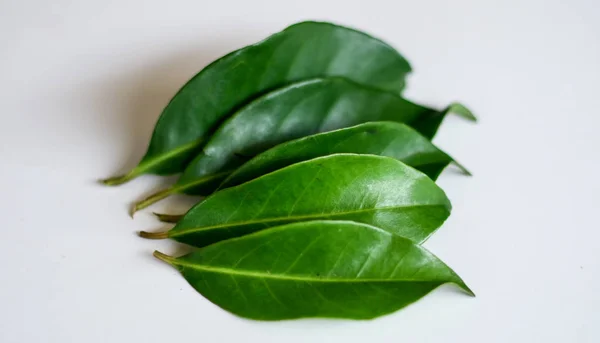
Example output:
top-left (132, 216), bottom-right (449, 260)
top-left (140, 154), bottom-right (452, 246)
top-left (101, 21), bottom-right (412, 185)
top-left (99, 21), bottom-right (475, 321)
top-left (153, 121), bottom-right (468, 223)
top-left (131, 78), bottom-right (472, 214)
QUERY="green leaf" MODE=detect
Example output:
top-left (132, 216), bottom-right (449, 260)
top-left (410, 102), bottom-right (477, 139)
top-left (132, 77), bottom-right (469, 213)
top-left (100, 21), bottom-right (412, 186)
top-left (151, 121), bottom-right (470, 223)
top-left (221, 121), bottom-right (470, 190)
top-left (140, 154), bottom-right (451, 246)
top-left (153, 220), bottom-right (473, 320)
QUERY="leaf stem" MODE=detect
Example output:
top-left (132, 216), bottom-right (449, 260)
top-left (100, 137), bottom-right (207, 187)
top-left (131, 187), bottom-right (175, 217)
top-left (99, 168), bottom-right (142, 186)
top-left (139, 230), bottom-right (170, 239)
top-left (153, 212), bottom-right (184, 223)
top-left (153, 250), bottom-right (178, 265)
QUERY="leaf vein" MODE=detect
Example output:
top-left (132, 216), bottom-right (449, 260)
top-left (172, 204), bottom-right (446, 237)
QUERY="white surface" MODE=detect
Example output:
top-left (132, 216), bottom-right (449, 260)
top-left (1, 0), bottom-right (598, 342)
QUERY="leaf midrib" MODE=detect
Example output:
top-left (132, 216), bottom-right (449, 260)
top-left (171, 203), bottom-right (447, 237)
top-left (141, 137), bottom-right (206, 172)
top-left (175, 259), bottom-right (442, 284)
top-left (175, 170), bottom-right (234, 191)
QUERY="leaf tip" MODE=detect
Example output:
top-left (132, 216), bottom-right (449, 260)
top-left (453, 278), bottom-right (475, 297)
top-left (461, 284), bottom-right (476, 297)
top-left (447, 102), bottom-right (477, 122)
top-left (451, 160), bottom-right (472, 177)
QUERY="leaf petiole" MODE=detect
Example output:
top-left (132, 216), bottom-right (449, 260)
top-left (99, 167), bottom-right (144, 186)
top-left (131, 187), bottom-right (175, 217)
top-left (139, 230), bottom-right (169, 239)
top-left (153, 251), bottom-right (178, 265)
top-left (153, 212), bottom-right (184, 223)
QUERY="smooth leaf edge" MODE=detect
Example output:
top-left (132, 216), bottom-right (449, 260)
top-left (153, 220), bottom-right (473, 294)
top-left (151, 220), bottom-right (474, 320)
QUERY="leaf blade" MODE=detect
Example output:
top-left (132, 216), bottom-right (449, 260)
top-left (143, 154), bottom-right (451, 246)
top-left (220, 121), bottom-right (464, 190)
top-left (104, 21), bottom-right (412, 183)
top-left (159, 77), bottom-right (453, 201)
top-left (155, 220), bottom-right (472, 320)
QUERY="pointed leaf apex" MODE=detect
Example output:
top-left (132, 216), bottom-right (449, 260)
top-left (457, 281), bottom-right (476, 297)
top-left (447, 103), bottom-right (477, 122)
top-left (451, 160), bottom-right (473, 176)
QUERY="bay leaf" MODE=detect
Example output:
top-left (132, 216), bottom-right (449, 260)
top-left (101, 21), bottom-right (412, 186)
top-left (140, 154), bottom-right (451, 246)
top-left (132, 78), bottom-right (473, 213)
top-left (153, 220), bottom-right (473, 320)
top-left (221, 121), bottom-right (470, 189)
top-left (153, 121), bottom-right (469, 223)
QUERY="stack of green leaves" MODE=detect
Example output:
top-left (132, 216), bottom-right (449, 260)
top-left (101, 21), bottom-right (476, 321)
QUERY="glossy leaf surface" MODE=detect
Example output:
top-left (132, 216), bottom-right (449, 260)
top-left (154, 220), bottom-right (473, 320)
top-left (132, 78), bottom-right (471, 213)
top-left (140, 154), bottom-right (451, 246)
top-left (101, 21), bottom-right (412, 185)
top-left (220, 121), bottom-right (469, 190)
top-left (175, 78), bottom-right (465, 194)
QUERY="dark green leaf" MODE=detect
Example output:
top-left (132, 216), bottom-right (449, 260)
top-left (132, 78), bottom-right (472, 213)
top-left (221, 121), bottom-right (470, 190)
top-left (101, 21), bottom-right (412, 185)
top-left (410, 102), bottom-right (476, 139)
top-left (139, 154), bottom-right (451, 246)
top-left (153, 220), bottom-right (473, 320)
top-left (151, 121), bottom-right (469, 223)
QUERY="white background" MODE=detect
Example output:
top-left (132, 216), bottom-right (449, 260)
top-left (1, 0), bottom-right (598, 342)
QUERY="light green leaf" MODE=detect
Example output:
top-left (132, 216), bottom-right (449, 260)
top-left (153, 220), bottom-right (473, 320)
top-left (140, 154), bottom-right (451, 246)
